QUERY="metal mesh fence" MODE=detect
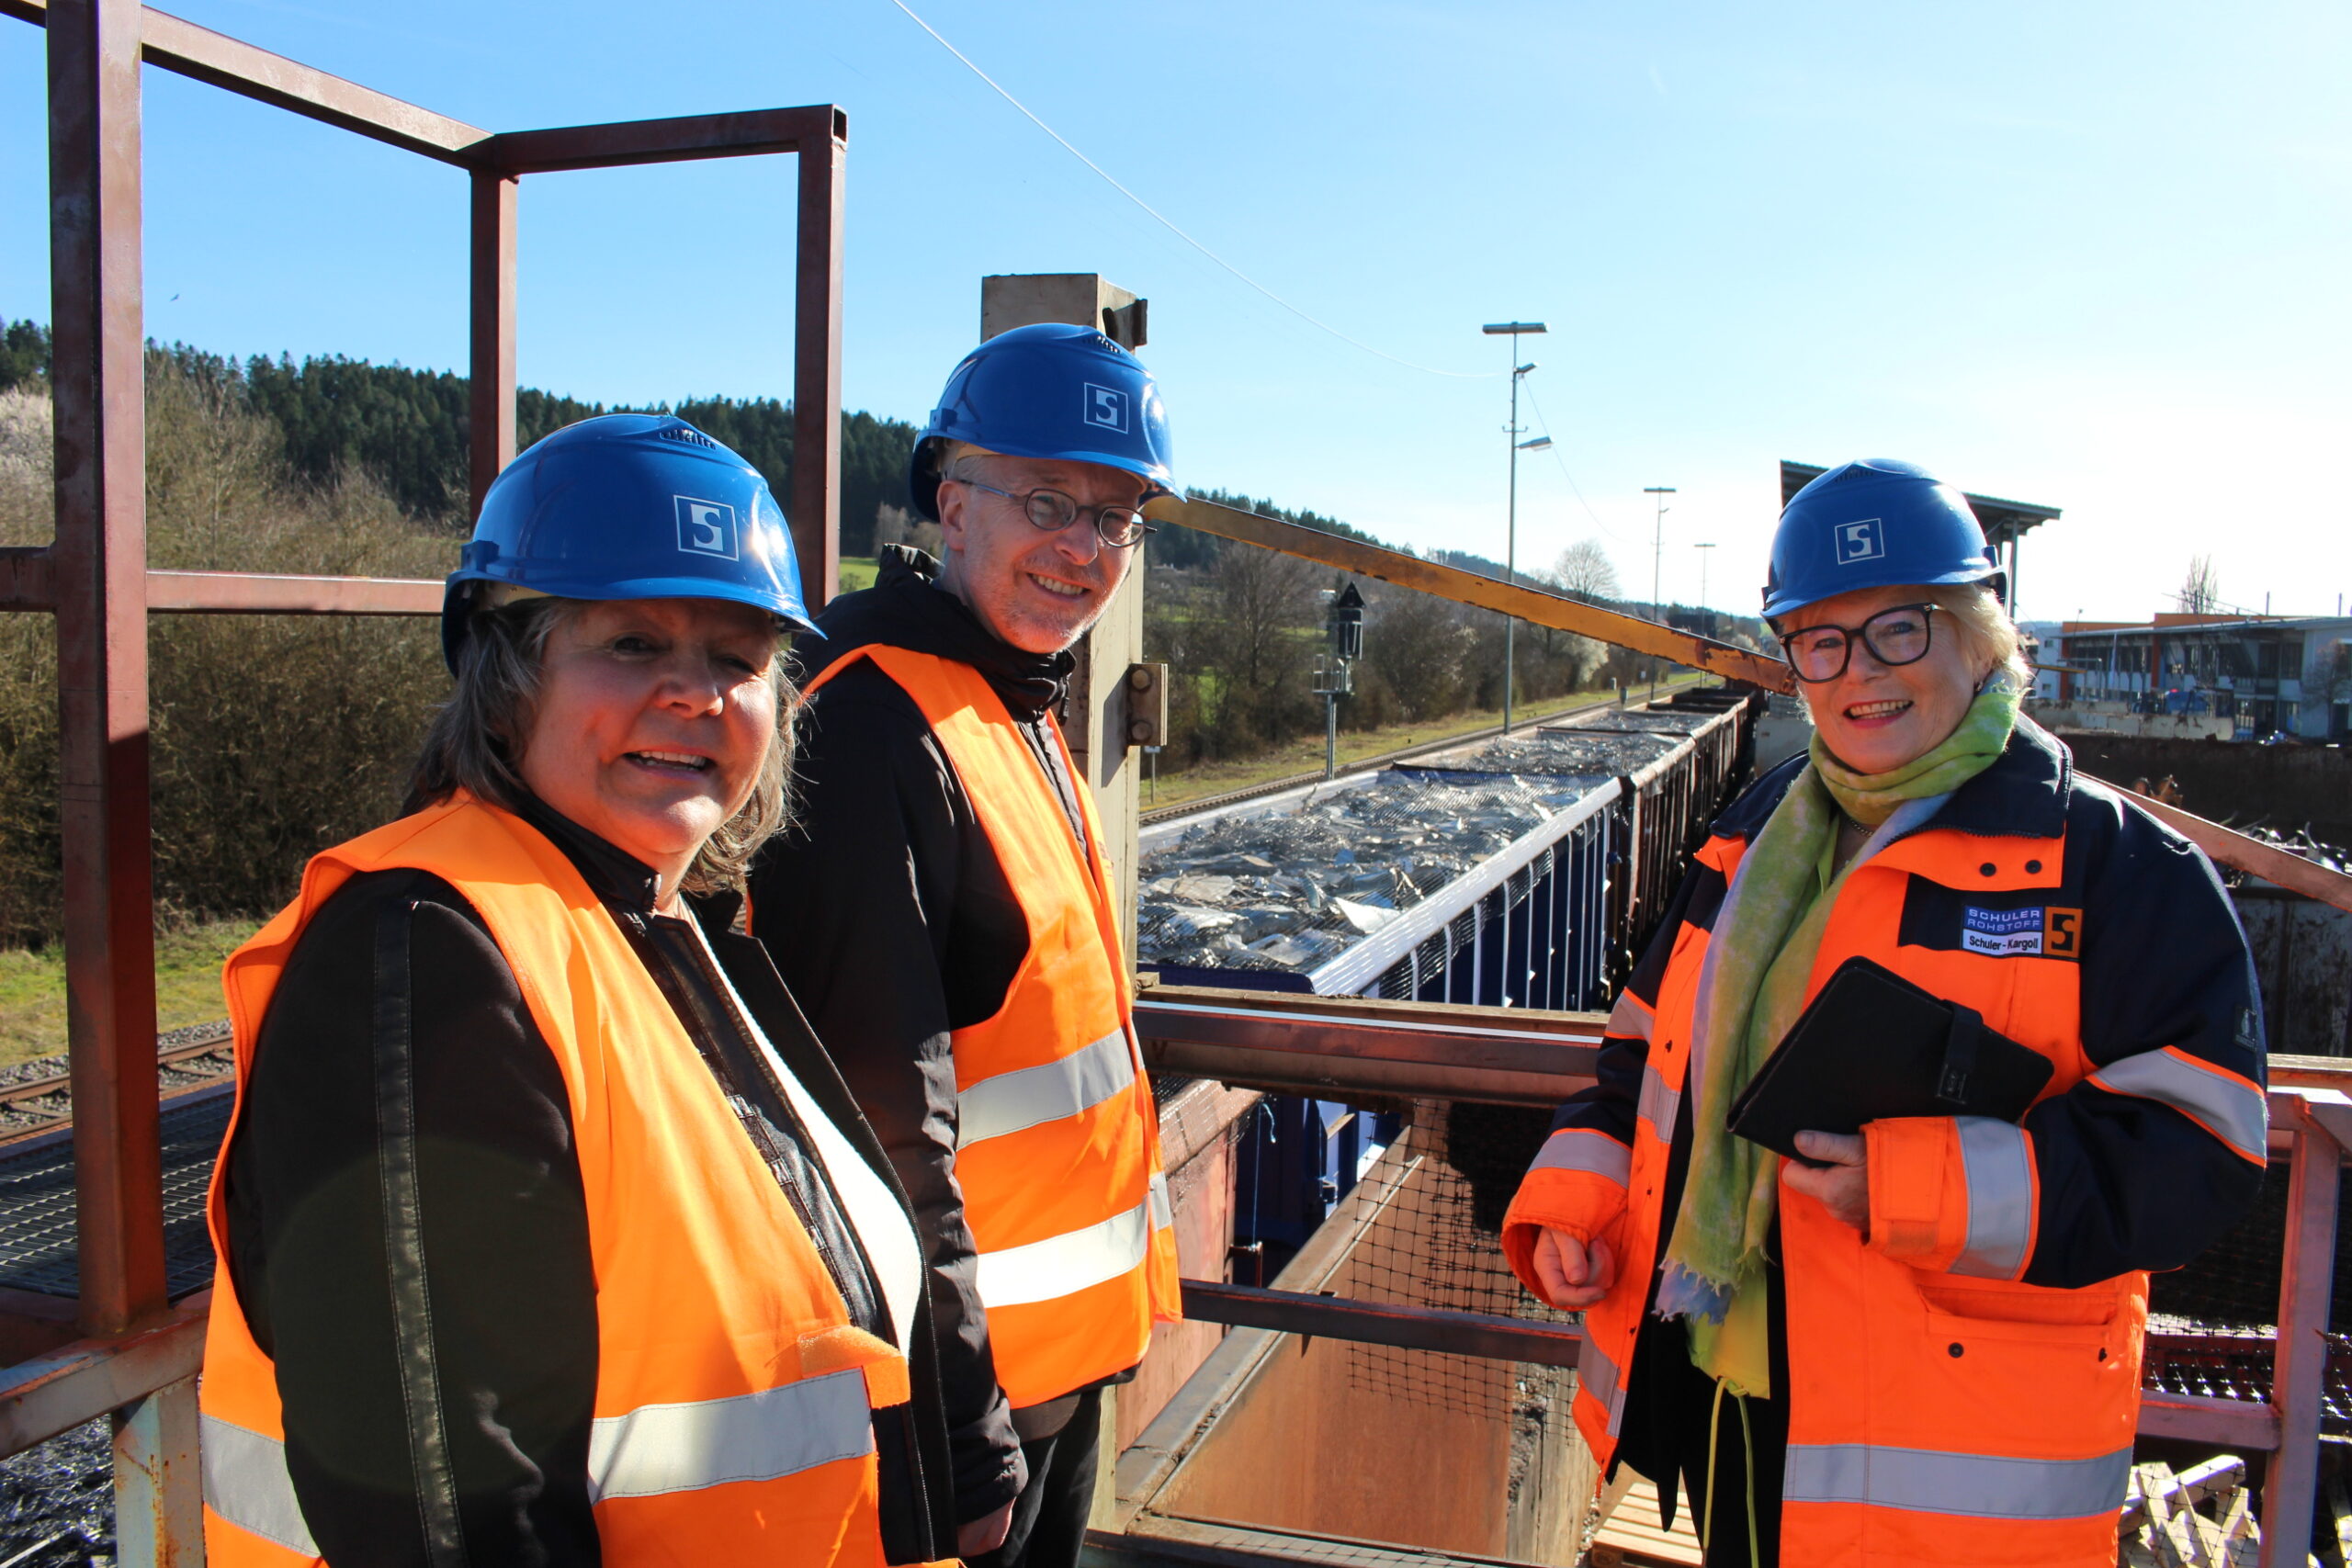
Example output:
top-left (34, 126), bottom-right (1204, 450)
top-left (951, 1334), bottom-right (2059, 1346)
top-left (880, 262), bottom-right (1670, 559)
top-left (1335, 1100), bottom-right (1568, 1419)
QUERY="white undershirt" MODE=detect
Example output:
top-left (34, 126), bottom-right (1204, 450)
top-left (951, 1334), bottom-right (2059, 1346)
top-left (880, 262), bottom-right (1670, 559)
top-left (686, 921), bottom-right (924, 1348)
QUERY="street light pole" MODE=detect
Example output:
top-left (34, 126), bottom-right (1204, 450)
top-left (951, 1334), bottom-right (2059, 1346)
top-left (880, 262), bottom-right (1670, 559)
top-left (1644, 485), bottom-right (1675, 701)
top-left (1483, 321), bottom-right (1548, 731)
top-left (1693, 541), bottom-right (1716, 628)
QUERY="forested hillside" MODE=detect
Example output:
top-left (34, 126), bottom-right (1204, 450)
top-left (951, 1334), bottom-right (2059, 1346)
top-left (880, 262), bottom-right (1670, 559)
top-left (0, 318), bottom-right (1708, 942)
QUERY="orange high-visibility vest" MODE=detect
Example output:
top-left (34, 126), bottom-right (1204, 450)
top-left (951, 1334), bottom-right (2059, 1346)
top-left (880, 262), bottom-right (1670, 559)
top-left (1505, 800), bottom-right (2267, 1567)
top-left (800, 644), bottom-right (1181, 1409)
top-left (200, 795), bottom-right (917, 1566)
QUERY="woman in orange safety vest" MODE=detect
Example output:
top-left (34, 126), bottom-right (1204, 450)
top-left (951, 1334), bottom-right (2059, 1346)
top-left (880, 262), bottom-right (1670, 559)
top-left (1503, 460), bottom-right (2265, 1567)
top-left (200, 415), bottom-right (959, 1565)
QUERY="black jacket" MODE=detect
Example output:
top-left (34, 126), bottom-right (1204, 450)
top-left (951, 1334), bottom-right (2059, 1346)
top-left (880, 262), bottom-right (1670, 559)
top-left (1555, 719), bottom-right (2266, 1489)
top-left (220, 794), bottom-right (957, 1566)
top-left (746, 548), bottom-right (1108, 1522)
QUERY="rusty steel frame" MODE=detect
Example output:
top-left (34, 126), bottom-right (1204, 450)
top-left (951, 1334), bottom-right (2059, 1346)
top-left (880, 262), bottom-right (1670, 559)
top-left (6, 1), bottom-right (850, 1555)
top-left (1144, 988), bottom-right (2349, 1568)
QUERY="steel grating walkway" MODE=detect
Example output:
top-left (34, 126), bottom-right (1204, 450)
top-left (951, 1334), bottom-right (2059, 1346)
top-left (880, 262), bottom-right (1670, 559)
top-left (0, 1088), bottom-right (231, 1300)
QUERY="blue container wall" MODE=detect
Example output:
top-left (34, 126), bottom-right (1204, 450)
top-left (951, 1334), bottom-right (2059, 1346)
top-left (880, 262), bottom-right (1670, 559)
top-left (1227, 809), bottom-right (1614, 1273)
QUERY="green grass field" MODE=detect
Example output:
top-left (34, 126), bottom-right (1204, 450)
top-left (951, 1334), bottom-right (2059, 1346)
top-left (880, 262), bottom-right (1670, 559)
top-left (0, 918), bottom-right (260, 1066)
top-left (837, 557), bottom-right (880, 595)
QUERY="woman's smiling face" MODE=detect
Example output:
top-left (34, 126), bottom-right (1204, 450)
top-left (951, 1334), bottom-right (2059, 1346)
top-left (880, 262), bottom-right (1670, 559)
top-left (1783, 584), bottom-right (1989, 774)
top-left (516, 597), bottom-right (778, 900)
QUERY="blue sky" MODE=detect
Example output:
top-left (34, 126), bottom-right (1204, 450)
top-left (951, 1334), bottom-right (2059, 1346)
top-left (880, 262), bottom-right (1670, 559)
top-left (3, 0), bottom-right (2346, 625)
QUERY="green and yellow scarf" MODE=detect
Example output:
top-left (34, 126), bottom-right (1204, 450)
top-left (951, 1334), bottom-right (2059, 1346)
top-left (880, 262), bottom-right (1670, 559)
top-left (1655, 682), bottom-right (2020, 1396)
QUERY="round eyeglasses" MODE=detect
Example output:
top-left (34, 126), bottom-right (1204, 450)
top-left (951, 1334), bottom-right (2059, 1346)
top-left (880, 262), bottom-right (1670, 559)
top-left (1779, 603), bottom-right (1940, 683)
top-left (951, 477), bottom-right (1157, 548)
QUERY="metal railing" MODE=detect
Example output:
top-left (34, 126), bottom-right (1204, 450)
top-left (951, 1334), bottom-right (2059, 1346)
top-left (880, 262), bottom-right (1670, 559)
top-left (1137, 986), bottom-right (2351, 1568)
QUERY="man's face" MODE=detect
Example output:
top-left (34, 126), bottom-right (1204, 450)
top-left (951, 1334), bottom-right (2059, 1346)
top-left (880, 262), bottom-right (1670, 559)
top-left (935, 454), bottom-right (1147, 655)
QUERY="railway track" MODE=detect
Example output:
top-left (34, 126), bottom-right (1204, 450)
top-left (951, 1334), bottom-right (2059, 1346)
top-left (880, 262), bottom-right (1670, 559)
top-left (0, 1023), bottom-right (235, 1145)
top-left (1139, 689), bottom-right (1663, 828)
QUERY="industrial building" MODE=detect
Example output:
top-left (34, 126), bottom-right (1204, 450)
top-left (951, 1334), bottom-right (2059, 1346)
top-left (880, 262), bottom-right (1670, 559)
top-left (2055, 614), bottom-right (2352, 739)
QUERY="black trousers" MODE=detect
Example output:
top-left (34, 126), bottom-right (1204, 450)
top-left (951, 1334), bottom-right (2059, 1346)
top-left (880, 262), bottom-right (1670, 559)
top-left (1617, 1299), bottom-right (1792, 1568)
top-left (969, 1387), bottom-right (1102, 1568)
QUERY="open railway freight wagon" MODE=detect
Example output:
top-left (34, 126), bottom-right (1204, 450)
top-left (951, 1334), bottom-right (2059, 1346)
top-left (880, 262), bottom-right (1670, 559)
top-left (8, 6), bottom-right (2352, 1564)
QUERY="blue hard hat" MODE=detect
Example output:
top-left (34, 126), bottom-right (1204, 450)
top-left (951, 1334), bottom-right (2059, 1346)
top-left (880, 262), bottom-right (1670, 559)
top-left (442, 413), bottom-right (816, 672)
top-left (909, 322), bottom-right (1174, 522)
top-left (1761, 458), bottom-right (2000, 620)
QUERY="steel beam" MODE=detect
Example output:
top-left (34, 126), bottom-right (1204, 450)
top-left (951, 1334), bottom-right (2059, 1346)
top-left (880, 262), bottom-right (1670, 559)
top-left (792, 115), bottom-right (846, 608)
top-left (1144, 493), bottom-right (1796, 692)
top-left (2, 0), bottom-right (491, 162)
top-left (2261, 1100), bottom-right (2338, 1568)
top-left (1140, 494), bottom-right (2346, 914)
top-left (469, 169), bottom-right (518, 515)
top-left (2127, 788), bottom-right (2352, 917)
top-left (112, 1373), bottom-right (203, 1566)
top-left (145, 569), bottom-right (441, 615)
top-left (484, 105), bottom-right (843, 175)
top-left (1179, 1281), bottom-right (1584, 1369)
top-left (0, 1299), bottom-right (207, 1453)
top-left (2136, 1390), bottom-right (2282, 1452)
top-left (49, 0), bottom-right (169, 1343)
top-left (1136, 987), bottom-right (1601, 1107)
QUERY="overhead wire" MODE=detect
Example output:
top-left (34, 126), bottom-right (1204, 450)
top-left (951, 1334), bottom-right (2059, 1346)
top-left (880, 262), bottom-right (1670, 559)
top-left (881, 0), bottom-right (1501, 381)
top-left (1519, 378), bottom-right (1635, 547)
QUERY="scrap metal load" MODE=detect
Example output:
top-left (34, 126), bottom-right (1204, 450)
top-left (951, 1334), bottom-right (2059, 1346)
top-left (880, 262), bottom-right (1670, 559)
top-left (1137, 698), bottom-right (1746, 1003)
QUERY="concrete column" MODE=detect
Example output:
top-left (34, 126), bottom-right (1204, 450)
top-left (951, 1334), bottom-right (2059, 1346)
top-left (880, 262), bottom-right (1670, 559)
top-left (978, 274), bottom-right (1150, 967)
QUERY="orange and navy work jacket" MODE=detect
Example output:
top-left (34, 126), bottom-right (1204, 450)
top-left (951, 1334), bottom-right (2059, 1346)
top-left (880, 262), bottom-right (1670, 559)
top-left (1503, 721), bottom-right (2267, 1568)
top-left (799, 643), bottom-right (1182, 1410)
top-left (200, 796), bottom-right (922, 1567)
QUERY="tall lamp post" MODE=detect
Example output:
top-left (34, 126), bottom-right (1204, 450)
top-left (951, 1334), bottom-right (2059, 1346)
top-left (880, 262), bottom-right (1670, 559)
top-left (1483, 321), bottom-right (1547, 730)
top-left (1693, 541), bottom-right (1716, 635)
top-left (1644, 485), bottom-right (1675, 699)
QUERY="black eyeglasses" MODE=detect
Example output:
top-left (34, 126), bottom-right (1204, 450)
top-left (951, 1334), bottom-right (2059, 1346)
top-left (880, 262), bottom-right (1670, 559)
top-left (950, 477), bottom-right (1157, 548)
top-left (1779, 604), bottom-right (1939, 683)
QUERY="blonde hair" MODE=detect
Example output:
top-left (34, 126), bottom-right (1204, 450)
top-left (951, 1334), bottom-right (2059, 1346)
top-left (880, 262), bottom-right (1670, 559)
top-left (1927, 581), bottom-right (2031, 693)
top-left (407, 596), bottom-right (796, 896)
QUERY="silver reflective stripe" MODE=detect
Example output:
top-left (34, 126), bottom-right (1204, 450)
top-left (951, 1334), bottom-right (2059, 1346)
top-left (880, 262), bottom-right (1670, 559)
top-left (1148, 1170), bottom-right (1174, 1230)
top-left (977, 1193), bottom-right (1152, 1308)
top-left (1636, 1061), bottom-right (1679, 1135)
top-left (1951, 1117), bottom-right (2035, 1280)
top-left (2091, 1047), bottom-right (2268, 1164)
top-left (959, 1026), bottom-right (1136, 1149)
top-left (1577, 1330), bottom-right (1628, 1437)
top-left (200, 1415), bottom-right (320, 1556)
top-left (1606, 989), bottom-right (1656, 1043)
top-left (1783, 1441), bottom-right (2131, 1520)
top-left (1529, 1128), bottom-right (1632, 1187)
top-left (587, 1368), bottom-right (874, 1502)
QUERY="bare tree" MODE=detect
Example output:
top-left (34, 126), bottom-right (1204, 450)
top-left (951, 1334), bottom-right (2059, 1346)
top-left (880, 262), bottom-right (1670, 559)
top-left (2177, 555), bottom-right (2222, 615)
top-left (1552, 538), bottom-right (1623, 604)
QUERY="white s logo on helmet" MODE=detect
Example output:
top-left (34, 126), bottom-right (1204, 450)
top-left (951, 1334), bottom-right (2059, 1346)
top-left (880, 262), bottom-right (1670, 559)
top-left (675, 496), bottom-right (740, 560)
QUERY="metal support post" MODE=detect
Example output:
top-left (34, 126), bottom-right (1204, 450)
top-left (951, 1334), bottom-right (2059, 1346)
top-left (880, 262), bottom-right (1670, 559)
top-left (49, 0), bottom-right (168, 1342)
top-left (467, 169), bottom-right (517, 513)
top-left (791, 113), bottom-right (845, 608)
top-left (2262, 1100), bottom-right (2339, 1568)
top-left (1503, 367), bottom-right (1519, 734)
top-left (1325, 689), bottom-right (1338, 781)
top-left (112, 1374), bottom-right (204, 1566)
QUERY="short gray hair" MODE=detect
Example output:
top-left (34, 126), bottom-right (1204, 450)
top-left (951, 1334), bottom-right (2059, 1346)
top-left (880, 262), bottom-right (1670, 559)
top-left (407, 596), bottom-right (795, 896)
